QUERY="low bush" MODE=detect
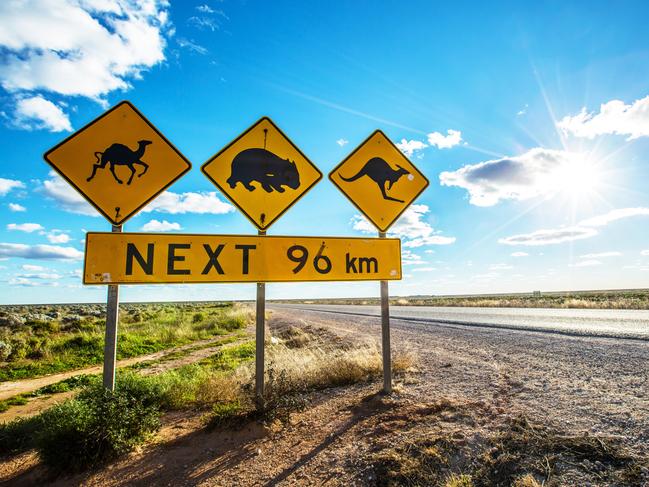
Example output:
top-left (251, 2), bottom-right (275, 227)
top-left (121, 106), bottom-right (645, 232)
top-left (0, 415), bottom-right (43, 455)
top-left (35, 373), bottom-right (164, 472)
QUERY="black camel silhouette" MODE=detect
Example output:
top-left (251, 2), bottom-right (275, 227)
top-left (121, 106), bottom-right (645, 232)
top-left (87, 140), bottom-right (152, 185)
top-left (340, 157), bottom-right (410, 203)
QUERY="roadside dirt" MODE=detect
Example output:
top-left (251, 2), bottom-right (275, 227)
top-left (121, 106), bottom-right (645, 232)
top-left (1, 308), bottom-right (648, 486)
top-left (0, 332), bottom-right (248, 423)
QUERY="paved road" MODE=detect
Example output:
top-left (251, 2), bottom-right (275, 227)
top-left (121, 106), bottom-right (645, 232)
top-left (271, 304), bottom-right (649, 340)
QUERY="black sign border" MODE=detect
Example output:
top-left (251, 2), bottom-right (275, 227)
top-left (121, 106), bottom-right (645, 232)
top-left (43, 100), bottom-right (192, 226)
top-left (200, 116), bottom-right (323, 231)
top-left (328, 129), bottom-right (430, 233)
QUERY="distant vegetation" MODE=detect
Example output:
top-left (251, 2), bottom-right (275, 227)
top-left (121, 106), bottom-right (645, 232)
top-left (276, 289), bottom-right (649, 309)
top-left (0, 302), bottom-right (251, 382)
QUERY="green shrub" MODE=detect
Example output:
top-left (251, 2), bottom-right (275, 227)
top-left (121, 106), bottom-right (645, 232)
top-left (36, 374), bottom-right (94, 395)
top-left (9, 337), bottom-right (28, 361)
top-left (192, 312), bottom-right (205, 323)
top-left (220, 312), bottom-right (247, 331)
top-left (0, 415), bottom-right (43, 455)
top-left (35, 373), bottom-right (163, 472)
top-left (30, 320), bottom-right (60, 334)
top-left (0, 340), bottom-right (12, 361)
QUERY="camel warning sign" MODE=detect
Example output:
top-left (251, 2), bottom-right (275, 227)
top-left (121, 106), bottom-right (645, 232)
top-left (201, 117), bottom-right (322, 231)
top-left (83, 233), bottom-right (401, 284)
top-left (43, 101), bottom-right (191, 226)
top-left (329, 130), bottom-right (429, 232)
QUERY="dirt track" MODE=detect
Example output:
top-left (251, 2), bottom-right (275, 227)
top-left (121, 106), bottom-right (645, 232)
top-left (0, 333), bottom-right (246, 423)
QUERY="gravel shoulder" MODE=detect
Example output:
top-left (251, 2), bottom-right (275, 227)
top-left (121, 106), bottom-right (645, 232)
top-left (277, 306), bottom-right (649, 454)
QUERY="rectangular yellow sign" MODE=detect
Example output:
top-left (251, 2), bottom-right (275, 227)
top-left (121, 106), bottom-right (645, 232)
top-left (84, 233), bottom-right (402, 284)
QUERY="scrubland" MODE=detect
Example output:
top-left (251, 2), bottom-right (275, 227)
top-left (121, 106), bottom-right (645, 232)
top-left (280, 288), bottom-right (649, 309)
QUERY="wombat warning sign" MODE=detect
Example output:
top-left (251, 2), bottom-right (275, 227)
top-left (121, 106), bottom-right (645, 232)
top-left (201, 117), bottom-right (322, 231)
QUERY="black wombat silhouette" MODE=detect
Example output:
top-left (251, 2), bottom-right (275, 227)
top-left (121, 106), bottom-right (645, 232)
top-left (340, 157), bottom-right (410, 203)
top-left (87, 140), bottom-right (152, 185)
top-left (227, 148), bottom-right (300, 193)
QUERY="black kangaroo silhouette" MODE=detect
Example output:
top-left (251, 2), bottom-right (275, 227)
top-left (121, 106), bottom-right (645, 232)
top-left (227, 148), bottom-right (300, 193)
top-left (340, 157), bottom-right (410, 203)
top-left (87, 140), bottom-right (152, 185)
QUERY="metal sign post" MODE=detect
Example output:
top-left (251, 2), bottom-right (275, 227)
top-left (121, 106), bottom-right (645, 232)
top-left (379, 231), bottom-right (392, 394)
top-left (330, 129), bottom-right (429, 396)
top-left (103, 224), bottom-right (122, 390)
top-left (255, 230), bottom-right (266, 406)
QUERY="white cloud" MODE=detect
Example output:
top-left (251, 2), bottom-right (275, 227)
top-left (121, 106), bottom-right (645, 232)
top-left (17, 272), bottom-right (63, 280)
top-left (511, 252), bottom-right (529, 257)
top-left (427, 129), bottom-right (462, 149)
top-left (641, 250), bottom-right (649, 256)
top-left (177, 37), bottom-right (208, 55)
top-left (196, 4), bottom-right (215, 13)
top-left (0, 243), bottom-right (83, 260)
top-left (336, 138), bottom-right (349, 147)
top-left (351, 204), bottom-right (456, 248)
top-left (143, 191), bottom-right (234, 215)
top-left (579, 208), bottom-right (649, 227)
top-left (9, 277), bottom-right (59, 287)
top-left (571, 259), bottom-right (602, 268)
top-left (41, 172), bottom-right (235, 218)
top-left (499, 207), bottom-right (649, 246)
top-left (7, 223), bottom-right (44, 233)
top-left (401, 250), bottom-right (426, 265)
top-left (489, 263), bottom-right (513, 270)
top-left (440, 148), bottom-right (580, 207)
top-left (140, 219), bottom-right (181, 231)
top-left (396, 138), bottom-right (427, 157)
top-left (22, 264), bottom-right (45, 271)
top-left (557, 95), bottom-right (649, 140)
top-left (0, 178), bottom-right (24, 196)
top-left (412, 267), bottom-right (437, 272)
top-left (13, 96), bottom-right (72, 132)
top-left (499, 227), bottom-right (598, 246)
top-left (578, 251), bottom-right (621, 259)
top-left (47, 231), bottom-right (71, 243)
top-left (0, 0), bottom-right (170, 124)
top-left (41, 172), bottom-right (97, 216)
top-left (8, 203), bottom-right (26, 212)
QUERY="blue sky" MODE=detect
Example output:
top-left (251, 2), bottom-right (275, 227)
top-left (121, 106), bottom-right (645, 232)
top-left (2, 0), bottom-right (649, 303)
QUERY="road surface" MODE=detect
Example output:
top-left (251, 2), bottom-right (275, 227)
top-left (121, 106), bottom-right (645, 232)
top-left (271, 304), bottom-right (649, 340)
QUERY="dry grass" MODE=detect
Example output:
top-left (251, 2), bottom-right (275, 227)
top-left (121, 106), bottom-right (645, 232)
top-left (512, 474), bottom-right (542, 487)
top-left (370, 405), bottom-right (648, 487)
top-left (444, 473), bottom-right (473, 486)
top-left (206, 324), bottom-right (415, 427)
top-left (268, 324), bottom-right (413, 390)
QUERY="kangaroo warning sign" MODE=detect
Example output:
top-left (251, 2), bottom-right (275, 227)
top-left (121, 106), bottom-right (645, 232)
top-left (44, 101), bottom-right (191, 226)
top-left (201, 117), bottom-right (322, 231)
top-left (83, 233), bottom-right (401, 284)
top-left (329, 130), bottom-right (429, 232)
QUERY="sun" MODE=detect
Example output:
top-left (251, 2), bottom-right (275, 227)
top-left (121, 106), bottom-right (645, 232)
top-left (554, 152), bottom-right (603, 198)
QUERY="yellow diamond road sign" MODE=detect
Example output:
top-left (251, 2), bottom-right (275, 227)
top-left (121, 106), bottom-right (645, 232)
top-left (44, 101), bottom-right (191, 226)
top-left (329, 130), bottom-right (429, 232)
top-left (201, 117), bottom-right (322, 231)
